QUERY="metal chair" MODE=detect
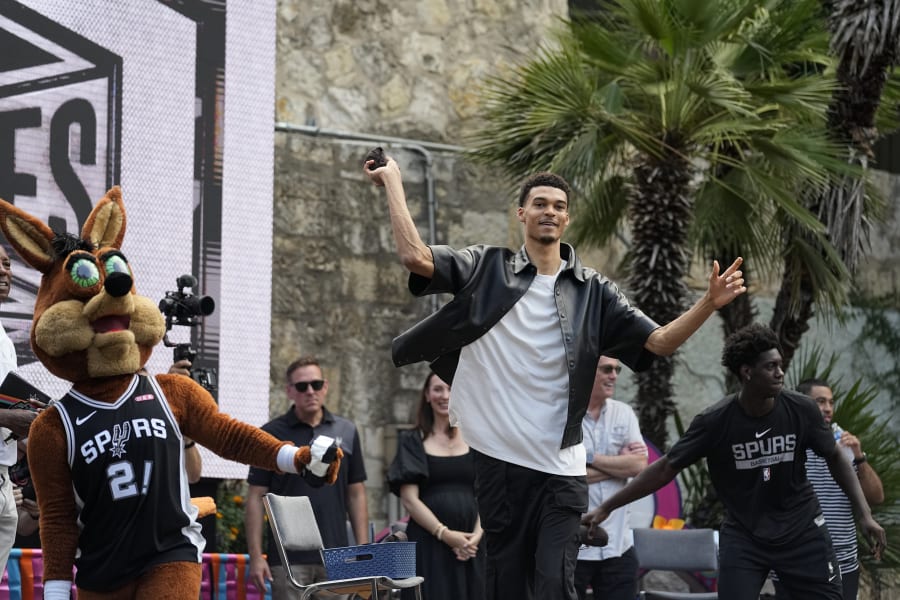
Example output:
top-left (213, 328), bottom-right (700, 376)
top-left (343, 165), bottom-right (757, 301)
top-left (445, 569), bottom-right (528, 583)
top-left (262, 493), bottom-right (424, 599)
top-left (632, 527), bottom-right (719, 600)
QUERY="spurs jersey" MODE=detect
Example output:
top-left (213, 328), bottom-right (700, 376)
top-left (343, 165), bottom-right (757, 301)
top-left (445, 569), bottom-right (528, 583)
top-left (667, 389), bottom-right (835, 545)
top-left (55, 374), bottom-right (204, 591)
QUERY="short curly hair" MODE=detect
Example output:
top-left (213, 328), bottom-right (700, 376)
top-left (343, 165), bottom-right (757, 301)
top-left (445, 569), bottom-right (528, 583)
top-left (517, 172), bottom-right (571, 207)
top-left (721, 323), bottom-right (782, 376)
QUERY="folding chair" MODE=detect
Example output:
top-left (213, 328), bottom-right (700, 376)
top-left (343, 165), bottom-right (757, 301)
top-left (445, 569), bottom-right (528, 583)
top-left (262, 493), bottom-right (424, 599)
top-left (633, 527), bottom-right (719, 600)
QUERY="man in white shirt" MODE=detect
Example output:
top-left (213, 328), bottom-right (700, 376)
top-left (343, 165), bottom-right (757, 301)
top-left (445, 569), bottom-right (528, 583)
top-left (0, 245), bottom-right (41, 576)
top-left (576, 356), bottom-right (647, 600)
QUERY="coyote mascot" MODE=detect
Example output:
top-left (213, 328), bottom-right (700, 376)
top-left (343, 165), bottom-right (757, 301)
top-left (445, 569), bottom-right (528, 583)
top-left (0, 188), bottom-right (341, 599)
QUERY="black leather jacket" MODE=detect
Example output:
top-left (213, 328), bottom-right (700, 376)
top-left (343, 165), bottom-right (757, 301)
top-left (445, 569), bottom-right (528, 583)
top-left (392, 243), bottom-right (659, 449)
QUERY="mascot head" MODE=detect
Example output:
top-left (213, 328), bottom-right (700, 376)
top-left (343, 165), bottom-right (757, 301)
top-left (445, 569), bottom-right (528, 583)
top-left (0, 187), bottom-right (165, 383)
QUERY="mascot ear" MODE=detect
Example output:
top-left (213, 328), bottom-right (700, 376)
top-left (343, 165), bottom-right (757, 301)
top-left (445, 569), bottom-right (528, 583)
top-left (82, 186), bottom-right (126, 249)
top-left (0, 199), bottom-right (55, 274)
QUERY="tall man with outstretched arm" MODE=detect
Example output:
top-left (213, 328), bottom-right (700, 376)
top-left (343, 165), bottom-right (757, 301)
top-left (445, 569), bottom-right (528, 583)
top-left (365, 156), bottom-right (745, 600)
top-left (583, 324), bottom-right (887, 600)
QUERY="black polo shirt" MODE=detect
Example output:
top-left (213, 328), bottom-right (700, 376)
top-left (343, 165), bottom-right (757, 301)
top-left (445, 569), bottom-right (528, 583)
top-left (248, 406), bottom-right (366, 565)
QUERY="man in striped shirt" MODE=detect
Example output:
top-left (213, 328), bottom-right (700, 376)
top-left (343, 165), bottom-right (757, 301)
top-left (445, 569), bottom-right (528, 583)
top-left (774, 379), bottom-right (885, 600)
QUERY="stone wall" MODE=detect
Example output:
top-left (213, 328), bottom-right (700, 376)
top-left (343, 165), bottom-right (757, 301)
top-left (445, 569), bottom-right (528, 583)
top-left (271, 0), bottom-right (569, 526)
top-left (271, 0), bottom-right (899, 535)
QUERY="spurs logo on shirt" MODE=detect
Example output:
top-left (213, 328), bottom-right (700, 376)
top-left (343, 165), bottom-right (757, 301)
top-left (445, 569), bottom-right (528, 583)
top-left (110, 422), bottom-right (131, 459)
top-left (731, 433), bottom-right (796, 469)
top-left (80, 417), bottom-right (168, 464)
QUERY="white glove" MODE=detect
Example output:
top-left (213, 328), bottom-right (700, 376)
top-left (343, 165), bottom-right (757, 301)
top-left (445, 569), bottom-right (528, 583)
top-left (43, 580), bottom-right (72, 600)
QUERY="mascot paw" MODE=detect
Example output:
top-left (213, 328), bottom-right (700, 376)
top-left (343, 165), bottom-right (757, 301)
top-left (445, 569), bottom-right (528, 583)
top-left (191, 496), bottom-right (217, 519)
top-left (293, 435), bottom-right (343, 487)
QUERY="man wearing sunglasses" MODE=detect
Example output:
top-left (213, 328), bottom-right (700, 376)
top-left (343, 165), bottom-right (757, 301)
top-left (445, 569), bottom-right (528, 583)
top-left (245, 356), bottom-right (368, 599)
top-left (575, 357), bottom-right (647, 600)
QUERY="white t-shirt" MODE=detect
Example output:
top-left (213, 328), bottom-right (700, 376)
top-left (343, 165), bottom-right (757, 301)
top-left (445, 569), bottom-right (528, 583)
top-left (0, 325), bottom-right (18, 466)
top-left (451, 268), bottom-right (587, 476)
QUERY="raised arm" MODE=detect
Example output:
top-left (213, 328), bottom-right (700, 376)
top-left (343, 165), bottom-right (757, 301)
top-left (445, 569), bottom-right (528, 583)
top-left (364, 157), bottom-right (434, 278)
top-left (824, 446), bottom-right (887, 559)
top-left (645, 258), bottom-right (746, 356)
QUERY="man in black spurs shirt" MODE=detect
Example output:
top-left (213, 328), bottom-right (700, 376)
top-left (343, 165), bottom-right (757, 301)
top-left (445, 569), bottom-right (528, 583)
top-left (582, 323), bottom-right (886, 600)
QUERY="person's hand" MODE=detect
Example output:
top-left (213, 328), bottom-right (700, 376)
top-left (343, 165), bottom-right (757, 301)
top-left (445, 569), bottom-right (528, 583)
top-left (620, 441), bottom-right (648, 456)
top-left (452, 529), bottom-right (481, 561)
top-left (860, 515), bottom-right (887, 560)
top-left (249, 555), bottom-right (273, 593)
top-left (12, 486), bottom-right (23, 508)
top-left (838, 430), bottom-right (863, 459)
top-left (363, 156), bottom-right (401, 188)
top-left (705, 257), bottom-right (746, 309)
top-left (0, 409), bottom-right (38, 439)
top-left (21, 497), bottom-right (39, 519)
top-left (442, 528), bottom-right (479, 561)
top-left (168, 359), bottom-right (192, 377)
top-left (582, 505), bottom-right (610, 541)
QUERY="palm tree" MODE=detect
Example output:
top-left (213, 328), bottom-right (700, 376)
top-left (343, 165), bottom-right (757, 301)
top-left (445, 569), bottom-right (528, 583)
top-left (770, 0), bottom-right (900, 371)
top-left (470, 0), bottom-right (848, 448)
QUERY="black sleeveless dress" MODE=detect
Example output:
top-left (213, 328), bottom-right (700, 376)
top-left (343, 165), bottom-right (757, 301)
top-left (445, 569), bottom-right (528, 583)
top-left (387, 430), bottom-right (485, 600)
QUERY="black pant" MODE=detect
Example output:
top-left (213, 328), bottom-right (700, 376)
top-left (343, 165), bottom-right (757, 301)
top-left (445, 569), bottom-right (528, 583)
top-left (718, 519), bottom-right (842, 600)
top-left (472, 450), bottom-right (587, 600)
top-left (574, 547), bottom-right (638, 600)
top-left (773, 565), bottom-right (859, 600)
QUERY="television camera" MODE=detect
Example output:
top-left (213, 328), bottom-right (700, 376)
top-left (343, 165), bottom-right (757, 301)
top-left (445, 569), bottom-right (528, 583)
top-left (158, 274), bottom-right (218, 396)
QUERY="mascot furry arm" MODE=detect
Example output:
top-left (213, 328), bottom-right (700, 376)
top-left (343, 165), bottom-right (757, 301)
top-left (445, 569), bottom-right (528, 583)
top-left (0, 188), bottom-right (342, 599)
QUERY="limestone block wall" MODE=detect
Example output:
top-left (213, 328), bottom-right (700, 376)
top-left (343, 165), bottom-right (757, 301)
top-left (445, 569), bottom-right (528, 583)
top-left (276, 0), bottom-right (569, 138)
top-left (271, 0), bottom-right (570, 526)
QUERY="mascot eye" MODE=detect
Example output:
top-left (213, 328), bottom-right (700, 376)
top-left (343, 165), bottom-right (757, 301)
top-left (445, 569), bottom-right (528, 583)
top-left (70, 258), bottom-right (100, 288)
top-left (105, 254), bottom-right (130, 275)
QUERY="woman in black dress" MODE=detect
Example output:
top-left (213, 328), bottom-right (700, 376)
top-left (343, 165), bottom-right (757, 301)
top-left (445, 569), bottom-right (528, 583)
top-left (387, 372), bottom-right (485, 600)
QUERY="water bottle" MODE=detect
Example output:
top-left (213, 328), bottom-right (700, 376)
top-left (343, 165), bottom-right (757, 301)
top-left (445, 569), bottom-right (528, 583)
top-left (831, 422), bottom-right (843, 442)
top-left (832, 423), bottom-right (853, 459)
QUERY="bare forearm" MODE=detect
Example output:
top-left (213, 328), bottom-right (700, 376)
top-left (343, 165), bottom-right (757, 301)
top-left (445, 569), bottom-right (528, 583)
top-left (590, 453), bottom-right (647, 479)
top-left (401, 486), bottom-right (445, 535)
top-left (857, 464), bottom-right (885, 506)
top-left (645, 258), bottom-right (745, 355)
top-left (383, 176), bottom-right (433, 277)
top-left (586, 466), bottom-right (610, 484)
top-left (826, 452), bottom-right (873, 521)
top-left (645, 295), bottom-right (716, 356)
top-left (245, 490), bottom-right (266, 557)
top-left (600, 458), bottom-right (677, 513)
top-left (347, 483), bottom-right (369, 544)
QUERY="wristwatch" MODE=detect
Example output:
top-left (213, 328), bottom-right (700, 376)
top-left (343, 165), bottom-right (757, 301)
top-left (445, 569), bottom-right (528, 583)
top-left (852, 453), bottom-right (867, 466)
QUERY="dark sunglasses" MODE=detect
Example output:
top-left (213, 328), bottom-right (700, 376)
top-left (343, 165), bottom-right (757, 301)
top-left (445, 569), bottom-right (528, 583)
top-left (292, 380), bottom-right (325, 392)
top-left (598, 365), bottom-right (622, 374)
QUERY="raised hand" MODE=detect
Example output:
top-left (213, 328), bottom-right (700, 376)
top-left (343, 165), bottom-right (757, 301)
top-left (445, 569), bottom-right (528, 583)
top-left (706, 257), bottom-right (746, 309)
